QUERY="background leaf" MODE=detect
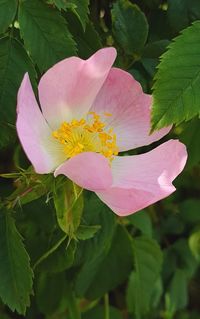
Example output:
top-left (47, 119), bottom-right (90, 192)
top-left (167, 0), bottom-right (200, 34)
top-left (67, 0), bottom-right (89, 30)
top-left (74, 195), bottom-right (116, 297)
top-left (0, 37), bottom-right (36, 149)
top-left (0, 0), bottom-right (17, 34)
top-left (126, 236), bottom-right (163, 318)
top-left (85, 224), bottom-right (133, 299)
top-left (112, 0), bottom-right (148, 56)
top-left (167, 269), bottom-right (188, 313)
top-left (66, 12), bottom-right (102, 59)
top-left (0, 209), bottom-right (33, 315)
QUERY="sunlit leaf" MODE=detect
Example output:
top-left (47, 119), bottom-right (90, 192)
top-left (152, 21), bottom-right (200, 130)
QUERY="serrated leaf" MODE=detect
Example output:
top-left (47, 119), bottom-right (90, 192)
top-left (152, 21), bottom-right (200, 130)
top-left (53, 177), bottom-right (83, 237)
top-left (112, 0), bottom-right (148, 55)
top-left (126, 236), bottom-right (163, 318)
top-left (18, 0), bottom-right (77, 72)
top-left (0, 209), bottom-right (33, 315)
top-left (0, 0), bottom-right (17, 34)
top-left (0, 37), bottom-right (36, 149)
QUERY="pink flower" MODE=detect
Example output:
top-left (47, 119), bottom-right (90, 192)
top-left (16, 48), bottom-right (187, 216)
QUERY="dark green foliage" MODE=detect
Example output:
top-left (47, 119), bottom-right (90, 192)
top-left (0, 37), bottom-right (36, 148)
top-left (0, 209), bottom-right (33, 315)
top-left (0, 0), bottom-right (17, 34)
top-left (112, 0), bottom-right (148, 56)
top-left (168, 0), bottom-right (200, 33)
top-left (126, 237), bottom-right (163, 318)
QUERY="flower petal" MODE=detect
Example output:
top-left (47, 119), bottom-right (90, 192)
top-left (91, 68), bottom-right (171, 152)
top-left (96, 140), bottom-right (187, 215)
top-left (54, 152), bottom-right (112, 191)
top-left (16, 73), bottom-right (66, 173)
top-left (38, 47), bottom-right (117, 129)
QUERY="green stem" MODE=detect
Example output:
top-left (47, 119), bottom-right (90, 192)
top-left (33, 234), bottom-right (67, 270)
top-left (104, 293), bottom-right (110, 319)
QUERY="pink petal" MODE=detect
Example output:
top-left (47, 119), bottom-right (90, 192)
top-left (16, 73), bottom-right (66, 174)
top-left (96, 140), bottom-right (187, 216)
top-left (91, 68), bottom-right (171, 152)
top-left (54, 152), bottom-right (112, 191)
top-left (38, 47), bottom-right (117, 129)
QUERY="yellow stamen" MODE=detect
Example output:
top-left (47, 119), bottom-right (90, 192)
top-left (52, 112), bottom-right (118, 161)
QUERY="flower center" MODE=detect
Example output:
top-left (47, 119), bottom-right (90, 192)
top-left (52, 112), bottom-right (119, 160)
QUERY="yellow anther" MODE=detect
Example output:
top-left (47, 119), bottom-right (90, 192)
top-left (52, 112), bottom-right (118, 160)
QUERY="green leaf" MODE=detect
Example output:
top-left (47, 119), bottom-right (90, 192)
top-left (167, 0), bottom-right (200, 33)
top-left (112, 0), bottom-right (148, 55)
top-left (128, 210), bottom-right (152, 237)
top-left (126, 236), bottom-right (163, 318)
top-left (67, 0), bottom-right (89, 30)
top-left (50, 0), bottom-right (90, 28)
top-left (6, 168), bottom-right (54, 208)
top-left (75, 195), bottom-right (116, 296)
top-left (0, 209), bottom-right (33, 315)
top-left (85, 225), bottom-right (133, 299)
top-left (51, 0), bottom-right (69, 10)
top-left (141, 40), bottom-right (170, 77)
top-left (53, 177), bottom-right (83, 237)
top-left (167, 269), bottom-right (188, 312)
top-left (151, 21), bottom-right (200, 130)
top-left (180, 199), bottom-right (200, 225)
top-left (0, 0), bottom-right (17, 34)
top-left (18, 0), bottom-right (77, 72)
top-left (189, 231), bottom-right (200, 261)
top-left (82, 305), bottom-right (123, 319)
top-left (179, 118), bottom-right (200, 168)
top-left (0, 37), bottom-right (36, 149)
top-left (36, 272), bottom-right (66, 316)
top-left (33, 235), bottom-right (76, 273)
top-left (163, 239), bottom-right (197, 282)
top-left (66, 12), bottom-right (102, 59)
top-left (76, 225), bottom-right (101, 240)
